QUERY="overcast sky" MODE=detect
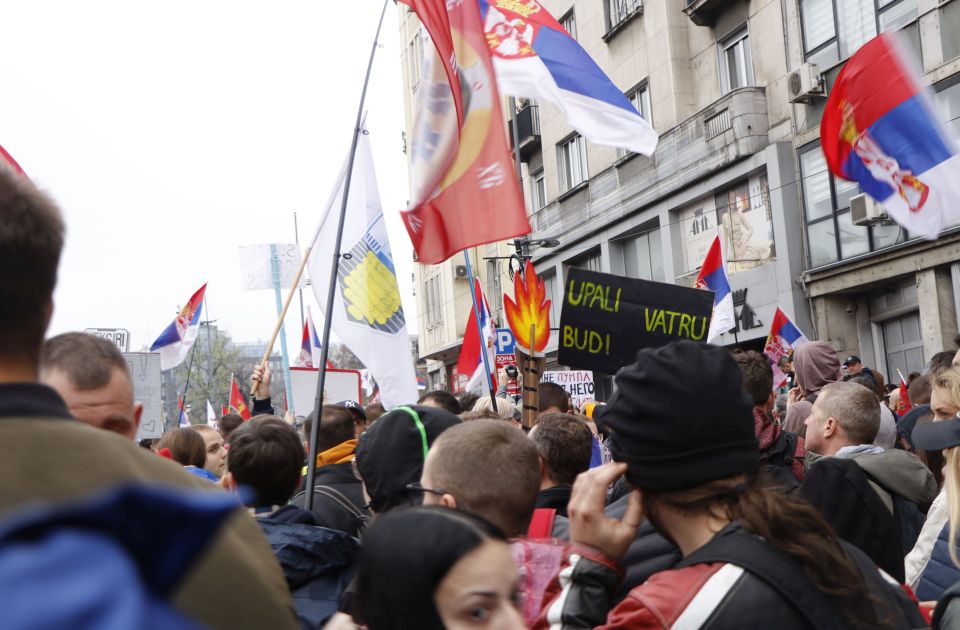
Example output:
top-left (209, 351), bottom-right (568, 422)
top-left (0, 1), bottom-right (415, 361)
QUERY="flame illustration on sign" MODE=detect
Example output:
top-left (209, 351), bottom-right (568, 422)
top-left (504, 259), bottom-right (551, 355)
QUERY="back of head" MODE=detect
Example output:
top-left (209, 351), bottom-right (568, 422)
top-left (459, 409), bottom-right (503, 421)
top-left (909, 375), bottom-right (932, 405)
top-left (538, 382), bottom-right (571, 413)
top-left (302, 405), bottom-right (356, 452)
top-left (41, 332), bottom-right (132, 391)
top-left (219, 414), bottom-right (244, 443)
top-left (426, 419), bottom-right (540, 537)
top-left (355, 405), bottom-right (461, 513)
top-left (0, 169), bottom-right (65, 365)
top-left (418, 390), bottom-right (461, 415)
top-left (471, 395), bottom-right (515, 419)
top-left (530, 412), bottom-right (593, 486)
top-left (848, 375), bottom-right (881, 402)
top-left (732, 349), bottom-right (773, 407)
top-left (455, 392), bottom-right (479, 414)
top-left (793, 341), bottom-right (841, 396)
top-left (356, 506), bottom-right (505, 630)
top-left (818, 381), bottom-right (881, 445)
top-left (227, 416), bottom-right (305, 506)
top-left (364, 403), bottom-right (386, 424)
top-left (157, 428), bottom-right (206, 467)
top-left (928, 350), bottom-right (957, 376)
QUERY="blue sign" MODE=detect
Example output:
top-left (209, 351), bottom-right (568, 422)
top-left (495, 328), bottom-right (516, 355)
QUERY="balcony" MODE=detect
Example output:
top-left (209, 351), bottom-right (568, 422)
top-left (683, 0), bottom-right (726, 27)
top-left (529, 87), bottom-right (769, 246)
top-left (510, 104), bottom-right (541, 161)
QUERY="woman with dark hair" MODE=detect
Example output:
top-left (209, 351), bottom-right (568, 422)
top-left (541, 341), bottom-right (925, 629)
top-left (351, 506), bottom-right (524, 630)
top-left (155, 428), bottom-right (214, 480)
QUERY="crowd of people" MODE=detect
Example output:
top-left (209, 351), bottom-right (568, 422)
top-left (6, 155), bottom-right (960, 629)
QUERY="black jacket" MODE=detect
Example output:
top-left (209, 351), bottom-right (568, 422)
top-left (535, 485), bottom-right (572, 517)
top-left (291, 463), bottom-right (368, 538)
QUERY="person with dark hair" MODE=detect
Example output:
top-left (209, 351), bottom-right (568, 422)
top-left (192, 425), bottom-right (227, 479)
top-left (225, 416), bottom-right (358, 628)
top-left (911, 374), bottom-right (933, 405)
top-left (292, 405), bottom-right (369, 537)
top-left (783, 340), bottom-right (840, 437)
top-left (929, 350), bottom-right (957, 377)
top-left (539, 341), bottom-right (925, 628)
top-left (417, 420), bottom-right (540, 537)
top-left (219, 413), bottom-right (244, 444)
top-left (349, 506), bottom-right (524, 630)
top-left (528, 413), bottom-right (592, 519)
top-left (455, 391), bottom-right (480, 415)
top-left (40, 332), bottom-right (143, 440)
top-left (801, 382), bottom-right (936, 581)
top-left (418, 389), bottom-right (461, 415)
top-left (335, 400), bottom-right (368, 438)
top-left (538, 382), bottom-right (571, 415)
top-left (0, 167), bottom-right (295, 628)
top-left (364, 402), bottom-right (385, 424)
top-left (732, 349), bottom-right (806, 485)
top-left (848, 373), bottom-right (898, 449)
top-left (156, 428), bottom-right (207, 468)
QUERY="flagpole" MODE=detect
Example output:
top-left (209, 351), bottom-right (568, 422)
top-left (304, 0), bottom-right (390, 512)
top-left (176, 340), bottom-right (200, 430)
top-left (462, 250), bottom-right (499, 414)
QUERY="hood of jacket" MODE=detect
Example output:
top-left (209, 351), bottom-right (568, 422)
top-left (849, 449), bottom-right (938, 507)
top-left (793, 341), bottom-right (840, 396)
top-left (258, 520), bottom-right (359, 590)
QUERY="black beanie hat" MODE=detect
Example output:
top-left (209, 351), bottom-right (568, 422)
top-left (597, 340), bottom-right (759, 491)
top-left (355, 405), bottom-right (461, 513)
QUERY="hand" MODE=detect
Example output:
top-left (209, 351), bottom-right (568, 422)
top-left (787, 386), bottom-right (803, 407)
top-left (252, 364), bottom-right (271, 400)
top-left (567, 463), bottom-right (642, 560)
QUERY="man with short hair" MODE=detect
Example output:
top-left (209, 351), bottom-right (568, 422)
top-left (538, 382), bottom-right (571, 415)
top-left (417, 389), bottom-right (461, 415)
top-left (225, 416), bottom-right (358, 628)
top-left (801, 381), bottom-right (937, 581)
top-left (419, 419), bottom-right (540, 537)
top-left (292, 405), bottom-right (368, 537)
top-left (337, 400), bottom-right (368, 438)
top-left (40, 332), bottom-right (142, 441)
top-left (528, 413), bottom-right (592, 518)
top-left (0, 168), bottom-right (296, 627)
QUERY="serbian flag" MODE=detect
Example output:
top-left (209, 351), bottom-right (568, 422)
top-left (764, 307), bottom-right (809, 389)
top-left (177, 396), bottom-right (190, 427)
top-left (456, 280), bottom-right (497, 394)
top-left (0, 144), bottom-right (28, 179)
top-left (480, 0), bottom-right (657, 155)
top-left (297, 307), bottom-right (333, 369)
top-left (229, 376), bottom-right (251, 420)
top-left (822, 32), bottom-right (960, 239)
top-left (399, 0), bottom-right (530, 264)
top-left (694, 236), bottom-right (735, 344)
top-left (150, 284), bottom-right (206, 371)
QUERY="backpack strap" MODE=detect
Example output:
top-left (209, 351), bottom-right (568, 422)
top-left (527, 508), bottom-right (556, 538)
top-left (292, 485), bottom-right (370, 535)
top-left (678, 526), bottom-right (847, 630)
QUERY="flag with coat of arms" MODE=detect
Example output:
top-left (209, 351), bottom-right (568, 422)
top-left (150, 284), bottom-right (207, 371)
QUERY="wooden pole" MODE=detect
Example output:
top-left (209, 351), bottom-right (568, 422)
top-left (522, 322), bottom-right (542, 428)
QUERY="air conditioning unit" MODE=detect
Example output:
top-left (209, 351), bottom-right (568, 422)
top-left (454, 264), bottom-right (469, 279)
top-left (850, 193), bottom-right (889, 226)
top-left (788, 63), bottom-right (825, 104)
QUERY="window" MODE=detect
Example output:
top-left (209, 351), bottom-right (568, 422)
top-left (542, 272), bottom-right (560, 327)
top-left (617, 82), bottom-right (652, 159)
top-left (424, 275), bottom-right (442, 327)
top-left (570, 251), bottom-right (602, 272)
top-left (943, 0), bottom-right (960, 63)
top-left (557, 134), bottom-right (588, 193)
top-left (607, 0), bottom-right (642, 32)
top-left (801, 0), bottom-right (918, 68)
top-left (531, 169), bottom-right (546, 211)
top-left (407, 30), bottom-right (424, 92)
top-left (560, 10), bottom-right (577, 41)
top-left (719, 28), bottom-right (753, 94)
top-left (621, 229), bottom-right (663, 282)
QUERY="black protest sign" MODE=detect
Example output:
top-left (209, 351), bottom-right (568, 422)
top-left (557, 268), bottom-right (714, 374)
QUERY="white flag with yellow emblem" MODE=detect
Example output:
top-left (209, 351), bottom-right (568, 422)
top-left (307, 130), bottom-right (419, 409)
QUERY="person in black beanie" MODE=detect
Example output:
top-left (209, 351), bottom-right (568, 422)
top-left (537, 340), bottom-right (926, 629)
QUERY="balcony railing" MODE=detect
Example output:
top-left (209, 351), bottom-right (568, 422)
top-left (511, 104), bottom-right (541, 160)
top-left (683, 0), bottom-right (726, 26)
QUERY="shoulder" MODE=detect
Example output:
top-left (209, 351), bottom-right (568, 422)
top-left (616, 563), bottom-right (736, 628)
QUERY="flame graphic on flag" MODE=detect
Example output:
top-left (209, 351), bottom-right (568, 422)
top-left (504, 259), bottom-right (551, 355)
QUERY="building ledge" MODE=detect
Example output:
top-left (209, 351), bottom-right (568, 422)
top-left (556, 180), bottom-right (589, 203)
top-left (602, 7), bottom-right (643, 42)
top-left (683, 0), bottom-right (725, 27)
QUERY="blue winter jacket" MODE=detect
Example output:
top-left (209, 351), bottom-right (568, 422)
top-left (917, 521), bottom-right (960, 601)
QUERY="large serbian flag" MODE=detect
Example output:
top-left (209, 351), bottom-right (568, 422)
top-left (480, 0), bottom-right (657, 155)
top-left (149, 283), bottom-right (206, 371)
top-left (822, 32), bottom-right (960, 239)
top-left (764, 308), bottom-right (809, 389)
top-left (399, 0), bottom-right (530, 264)
top-left (694, 236), bottom-right (735, 344)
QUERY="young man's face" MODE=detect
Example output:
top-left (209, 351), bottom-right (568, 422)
top-left (803, 399), bottom-right (829, 455)
top-left (43, 367), bottom-right (141, 440)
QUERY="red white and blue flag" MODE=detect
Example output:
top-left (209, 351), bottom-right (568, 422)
top-left (150, 283), bottom-right (206, 371)
top-left (480, 0), bottom-right (657, 155)
top-left (177, 396), bottom-right (190, 427)
top-left (764, 307), bottom-right (809, 389)
top-left (456, 279), bottom-right (497, 394)
top-left (822, 32), bottom-right (960, 238)
top-left (297, 307), bottom-right (333, 369)
top-left (695, 236), bottom-right (735, 344)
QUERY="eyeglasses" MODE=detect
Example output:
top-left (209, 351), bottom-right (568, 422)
top-left (405, 482), bottom-right (448, 505)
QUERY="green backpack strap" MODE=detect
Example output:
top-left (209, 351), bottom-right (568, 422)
top-left (393, 405), bottom-right (429, 460)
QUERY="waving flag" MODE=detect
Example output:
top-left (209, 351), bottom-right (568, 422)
top-left (307, 130), bottom-right (419, 408)
top-left (206, 400), bottom-right (218, 429)
top-left (0, 144), bottom-right (28, 178)
top-left (177, 396), bottom-right (190, 428)
top-left (228, 376), bottom-right (251, 420)
top-left (764, 307), bottom-right (809, 389)
top-left (480, 0), bottom-right (657, 155)
top-left (456, 279), bottom-right (496, 394)
top-left (822, 32), bottom-right (960, 238)
top-left (694, 236), bottom-right (735, 344)
top-left (399, 0), bottom-right (530, 264)
top-left (297, 307), bottom-right (333, 369)
top-left (150, 284), bottom-right (206, 371)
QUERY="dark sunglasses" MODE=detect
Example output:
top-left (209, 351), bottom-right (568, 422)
top-left (405, 482), bottom-right (448, 505)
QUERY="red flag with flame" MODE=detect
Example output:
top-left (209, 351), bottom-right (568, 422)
top-left (229, 376), bottom-right (251, 420)
top-left (398, 0), bottom-right (530, 264)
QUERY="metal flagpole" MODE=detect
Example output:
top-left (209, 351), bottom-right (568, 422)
top-left (176, 339), bottom-right (200, 430)
top-left (305, 0), bottom-right (390, 511)
top-left (462, 250), bottom-right (499, 414)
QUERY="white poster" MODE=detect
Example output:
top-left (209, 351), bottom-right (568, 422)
top-left (678, 194), bottom-right (719, 275)
top-left (238, 243), bottom-right (305, 291)
top-left (289, 367), bottom-right (363, 417)
top-left (124, 352), bottom-right (163, 440)
top-left (541, 370), bottom-right (595, 409)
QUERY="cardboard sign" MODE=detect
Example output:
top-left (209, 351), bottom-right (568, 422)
top-left (289, 367), bottom-right (363, 417)
top-left (124, 352), bottom-right (162, 440)
top-left (541, 370), bottom-right (594, 409)
top-left (558, 268), bottom-right (714, 374)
